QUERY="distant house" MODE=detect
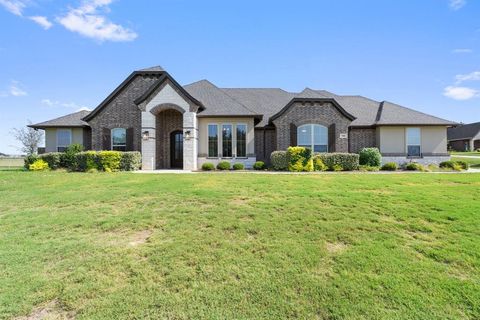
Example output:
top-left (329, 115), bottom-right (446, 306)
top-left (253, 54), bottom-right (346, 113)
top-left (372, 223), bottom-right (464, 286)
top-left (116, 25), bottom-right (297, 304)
top-left (447, 122), bottom-right (480, 151)
top-left (30, 66), bottom-right (455, 170)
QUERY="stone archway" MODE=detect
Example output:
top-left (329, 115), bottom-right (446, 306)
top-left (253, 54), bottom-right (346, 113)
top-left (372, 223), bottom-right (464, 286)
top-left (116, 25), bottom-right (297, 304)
top-left (155, 109), bottom-right (183, 169)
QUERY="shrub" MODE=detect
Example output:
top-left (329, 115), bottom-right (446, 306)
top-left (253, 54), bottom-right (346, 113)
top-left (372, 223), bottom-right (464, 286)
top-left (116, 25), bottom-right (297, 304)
top-left (120, 152), bottom-right (142, 171)
top-left (201, 162), bottom-right (215, 171)
top-left (287, 147), bottom-right (313, 172)
top-left (29, 159), bottom-right (49, 171)
top-left (440, 160), bottom-right (468, 171)
top-left (317, 153), bottom-right (359, 171)
top-left (98, 151), bottom-right (122, 171)
top-left (405, 162), bottom-right (422, 171)
top-left (359, 147), bottom-right (381, 167)
top-left (217, 161), bottom-right (231, 170)
top-left (76, 151), bottom-right (100, 172)
top-left (313, 155), bottom-right (327, 171)
top-left (381, 162), bottom-right (398, 171)
top-left (39, 152), bottom-right (62, 170)
top-left (455, 160), bottom-right (469, 170)
top-left (233, 163), bottom-right (245, 170)
top-left (253, 161), bottom-right (266, 170)
top-left (60, 143), bottom-right (84, 170)
top-left (359, 165), bottom-right (380, 172)
top-left (270, 151), bottom-right (288, 171)
top-left (24, 154), bottom-right (39, 169)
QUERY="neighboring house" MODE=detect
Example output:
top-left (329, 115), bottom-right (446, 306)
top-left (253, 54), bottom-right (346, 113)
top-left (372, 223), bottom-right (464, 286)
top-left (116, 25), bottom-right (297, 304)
top-left (30, 66), bottom-right (455, 170)
top-left (447, 122), bottom-right (480, 152)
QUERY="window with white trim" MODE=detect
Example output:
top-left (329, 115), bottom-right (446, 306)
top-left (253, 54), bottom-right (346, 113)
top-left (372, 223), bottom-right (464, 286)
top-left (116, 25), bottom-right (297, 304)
top-left (297, 124), bottom-right (328, 152)
top-left (222, 124), bottom-right (233, 157)
top-left (406, 127), bottom-right (421, 157)
top-left (111, 128), bottom-right (126, 151)
top-left (236, 124), bottom-right (247, 157)
top-left (56, 129), bottom-right (72, 152)
top-left (208, 124), bottom-right (218, 157)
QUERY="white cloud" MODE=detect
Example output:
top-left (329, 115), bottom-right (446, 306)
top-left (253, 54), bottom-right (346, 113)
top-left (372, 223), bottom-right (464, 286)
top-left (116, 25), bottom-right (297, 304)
top-left (0, 0), bottom-right (26, 16)
top-left (450, 0), bottom-right (466, 10)
top-left (57, 0), bottom-right (137, 42)
top-left (455, 71), bottom-right (480, 84)
top-left (452, 48), bottom-right (473, 54)
top-left (9, 80), bottom-right (27, 96)
top-left (29, 16), bottom-right (52, 29)
top-left (443, 86), bottom-right (479, 100)
top-left (41, 98), bottom-right (90, 111)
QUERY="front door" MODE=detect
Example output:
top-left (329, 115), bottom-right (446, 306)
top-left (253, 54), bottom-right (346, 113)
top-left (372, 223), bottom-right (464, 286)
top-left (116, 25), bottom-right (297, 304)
top-left (170, 130), bottom-right (183, 168)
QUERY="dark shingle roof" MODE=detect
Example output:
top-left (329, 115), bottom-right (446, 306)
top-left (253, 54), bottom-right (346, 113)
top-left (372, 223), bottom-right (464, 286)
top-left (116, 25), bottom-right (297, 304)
top-left (138, 66), bottom-right (164, 72)
top-left (29, 110), bottom-right (91, 129)
top-left (447, 122), bottom-right (480, 140)
top-left (184, 80), bottom-right (261, 119)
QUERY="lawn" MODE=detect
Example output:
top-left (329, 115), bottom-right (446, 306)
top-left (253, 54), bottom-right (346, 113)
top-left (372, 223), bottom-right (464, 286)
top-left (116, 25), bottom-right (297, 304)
top-left (452, 156), bottom-right (480, 168)
top-left (1, 171), bottom-right (479, 319)
top-left (450, 151), bottom-right (480, 156)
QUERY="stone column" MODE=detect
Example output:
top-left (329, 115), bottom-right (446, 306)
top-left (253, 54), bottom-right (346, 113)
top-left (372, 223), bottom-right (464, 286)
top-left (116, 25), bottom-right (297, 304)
top-left (141, 111), bottom-right (156, 170)
top-left (183, 111), bottom-right (197, 170)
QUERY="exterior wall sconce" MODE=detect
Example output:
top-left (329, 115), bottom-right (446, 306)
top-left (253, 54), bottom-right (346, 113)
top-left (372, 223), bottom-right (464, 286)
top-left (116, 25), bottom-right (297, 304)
top-left (142, 131), bottom-right (150, 140)
top-left (184, 130), bottom-right (191, 139)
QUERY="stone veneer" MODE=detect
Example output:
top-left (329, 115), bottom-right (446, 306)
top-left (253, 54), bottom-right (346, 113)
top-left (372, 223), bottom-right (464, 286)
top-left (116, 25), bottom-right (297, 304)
top-left (272, 101), bottom-right (351, 152)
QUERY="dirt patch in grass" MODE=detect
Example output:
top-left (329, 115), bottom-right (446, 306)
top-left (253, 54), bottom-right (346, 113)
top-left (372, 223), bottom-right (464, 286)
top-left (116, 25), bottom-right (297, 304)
top-left (129, 230), bottom-right (153, 246)
top-left (231, 197), bottom-right (251, 206)
top-left (325, 241), bottom-right (348, 254)
top-left (15, 300), bottom-right (75, 320)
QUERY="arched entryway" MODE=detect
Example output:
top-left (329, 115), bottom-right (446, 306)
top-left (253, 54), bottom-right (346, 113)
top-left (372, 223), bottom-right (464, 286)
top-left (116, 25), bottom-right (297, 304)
top-left (170, 130), bottom-right (183, 168)
top-left (155, 109), bottom-right (183, 169)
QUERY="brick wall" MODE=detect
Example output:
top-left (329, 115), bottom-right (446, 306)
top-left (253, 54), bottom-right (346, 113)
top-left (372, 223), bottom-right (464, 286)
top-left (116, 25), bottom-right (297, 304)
top-left (88, 74), bottom-right (161, 151)
top-left (155, 109), bottom-right (183, 169)
top-left (349, 128), bottom-right (376, 153)
top-left (448, 139), bottom-right (469, 151)
top-left (272, 101), bottom-right (351, 152)
top-left (254, 128), bottom-right (276, 163)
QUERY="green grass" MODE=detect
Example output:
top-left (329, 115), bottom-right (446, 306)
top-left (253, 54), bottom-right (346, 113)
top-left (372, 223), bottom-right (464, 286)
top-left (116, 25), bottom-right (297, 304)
top-left (1, 171), bottom-right (480, 319)
top-left (450, 151), bottom-right (480, 156)
top-left (452, 156), bottom-right (480, 168)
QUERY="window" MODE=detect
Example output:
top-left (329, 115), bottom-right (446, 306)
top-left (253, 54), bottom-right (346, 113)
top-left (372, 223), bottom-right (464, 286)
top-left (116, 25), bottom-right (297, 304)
top-left (406, 127), bottom-right (421, 157)
top-left (236, 124), bottom-right (247, 157)
top-left (56, 129), bottom-right (72, 152)
top-left (111, 128), bottom-right (126, 151)
top-left (208, 124), bottom-right (218, 157)
top-left (297, 124), bottom-right (328, 152)
top-left (222, 124), bottom-right (233, 157)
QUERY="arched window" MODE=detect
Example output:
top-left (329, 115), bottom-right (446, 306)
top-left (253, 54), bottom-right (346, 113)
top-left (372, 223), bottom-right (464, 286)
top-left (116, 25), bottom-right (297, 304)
top-left (111, 128), bottom-right (127, 151)
top-left (297, 124), bottom-right (328, 152)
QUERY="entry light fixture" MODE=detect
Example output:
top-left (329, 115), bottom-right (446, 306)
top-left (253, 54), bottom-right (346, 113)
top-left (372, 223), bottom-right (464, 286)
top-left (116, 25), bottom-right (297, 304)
top-left (184, 130), bottom-right (191, 139)
top-left (142, 131), bottom-right (149, 140)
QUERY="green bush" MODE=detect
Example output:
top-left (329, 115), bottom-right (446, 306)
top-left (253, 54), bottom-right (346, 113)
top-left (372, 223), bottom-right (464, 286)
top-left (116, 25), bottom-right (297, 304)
top-left (217, 161), bottom-right (231, 170)
top-left (317, 153), bottom-right (359, 171)
top-left (29, 159), bottom-right (49, 171)
top-left (381, 162), bottom-right (398, 171)
top-left (201, 162), bottom-right (215, 171)
top-left (120, 152), bottom-right (142, 171)
top-left (405, 162), bottom-right (422, 171)
top-left (313, 155), bottom-right (327, 171)
top-left (24, 154), bottom-right (39, 169)
top-left (270, 151), bottom-right (288, 171)
top-left (60, 143), bottom-right (84, 170)
top-left (359, 165), bottom-right (380, 172)
top-left (98, 151), bottom-right (122, 172)
top-left (359, 147), bottom-right (381, 167)
top-left (39, 152), bottom-right (62, 170)
top-left (287, 147), bottom-right (313, 172)
top-left (76, 151), bottom-right (100, 172)
top-left (253, 161), bottom-right (266, 170)
top-left (233, 163), bottom-right (245, 170)
top-left (440, 160), bottom-right (468, 171)
top-left (455, 160), bottom-right (469, 170)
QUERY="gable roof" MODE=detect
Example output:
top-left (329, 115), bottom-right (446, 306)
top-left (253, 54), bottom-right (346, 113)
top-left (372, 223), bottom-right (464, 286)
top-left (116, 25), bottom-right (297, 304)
top-left (447, 122), bottom-right (480, 140)
top-left (29, 110), bottom-right (91, 129)
top-left (184, 80), bottom-right (262, 120)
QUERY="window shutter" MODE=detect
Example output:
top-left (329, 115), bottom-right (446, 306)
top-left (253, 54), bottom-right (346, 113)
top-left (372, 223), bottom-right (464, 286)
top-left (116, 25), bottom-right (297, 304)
top-left (102, 128), bottom-right (111, 150)
top-left (328, 124), bottom-right (336, 152)
top-left (126, 128), bottom-right (134, 151)
top-left (290, 123), bottom-right (297, 147)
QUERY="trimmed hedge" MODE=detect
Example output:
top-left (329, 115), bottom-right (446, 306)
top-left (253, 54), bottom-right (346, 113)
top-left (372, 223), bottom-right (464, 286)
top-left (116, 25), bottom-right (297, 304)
top-left (217, 161), bottom-right (231, 170)
top-left (253, 161), bottom-right (266, 170)
top-left (359, 147), bottom-right (381, 167)
top-left (287, 147), bottom-right (313, 172)
top-left (39, 152), bottom-right (62, 170)
top-left (233, 163), bottom-right (245, 170)
top-left (201, 162), bottom-right (215, 171)
top-left (270, 151), bottom-right (288, 171)
top-left (120, 152), bottom-right (141, 171)
top-left (98, 151), bottom-right (122, 172)
top-left (313, 155), bottom-right (327, 171)
top-left (76, 151), bottom-right (100, 172)
top-left (316, 153), bottom-right (359, 171)
top-left (60, 144), bottom-right (84, 169)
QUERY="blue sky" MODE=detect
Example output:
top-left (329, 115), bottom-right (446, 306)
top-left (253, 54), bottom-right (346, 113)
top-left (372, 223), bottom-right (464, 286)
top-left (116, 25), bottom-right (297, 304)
top-left (0, 0), bottom-right (479, 154)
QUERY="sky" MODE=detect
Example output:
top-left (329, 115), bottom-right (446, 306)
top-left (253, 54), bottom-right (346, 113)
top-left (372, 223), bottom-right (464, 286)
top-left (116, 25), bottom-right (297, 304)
top-left (0, 0), bottom-right (479, 154)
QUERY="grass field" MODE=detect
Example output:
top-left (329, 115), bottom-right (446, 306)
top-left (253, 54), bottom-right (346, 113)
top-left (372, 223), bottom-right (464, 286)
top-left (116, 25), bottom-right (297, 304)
top-left (450, 151), bottom-right (480, 156)
top-left (452, 156), bottom-right (480, 168)
top-left (1, 171), bottom-right (479, 319)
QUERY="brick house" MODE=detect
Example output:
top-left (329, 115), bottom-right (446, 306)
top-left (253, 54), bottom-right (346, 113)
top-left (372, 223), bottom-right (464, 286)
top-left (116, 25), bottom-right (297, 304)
top-left (30, 66), bottom-right (455, 170)
top-left (447, 122), bottom-right (480, 152)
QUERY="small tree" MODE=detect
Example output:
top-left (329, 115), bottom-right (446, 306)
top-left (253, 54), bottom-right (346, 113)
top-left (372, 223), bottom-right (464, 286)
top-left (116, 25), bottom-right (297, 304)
top-left (11, 121), bottom-right (43, 155)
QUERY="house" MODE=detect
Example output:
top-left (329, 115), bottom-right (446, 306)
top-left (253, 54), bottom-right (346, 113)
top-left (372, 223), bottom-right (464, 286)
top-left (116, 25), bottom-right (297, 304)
top-left (447, 122), bottom-right (480, 152)
top-left (30, 66), bottom-right (455, 170)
